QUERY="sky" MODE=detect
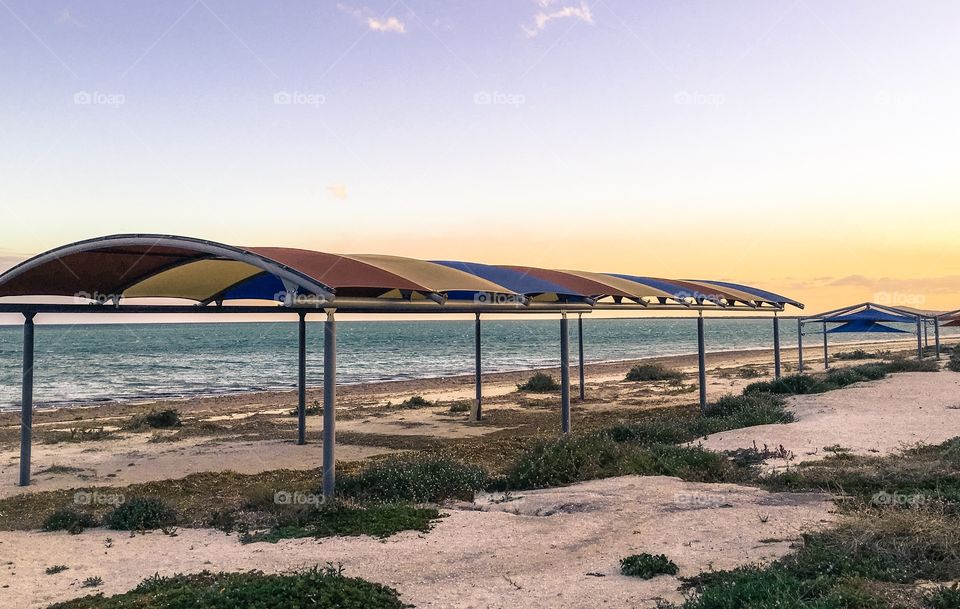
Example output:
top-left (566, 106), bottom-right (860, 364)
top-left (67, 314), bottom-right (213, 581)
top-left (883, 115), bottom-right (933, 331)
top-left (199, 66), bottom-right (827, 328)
top-left (1, 0), bottom-right (959, 318)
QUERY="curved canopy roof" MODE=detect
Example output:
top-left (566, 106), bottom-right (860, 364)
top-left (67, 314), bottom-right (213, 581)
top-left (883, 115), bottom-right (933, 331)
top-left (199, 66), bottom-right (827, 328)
top-left (827, 320), bottom-right (911, 334)
top-left (0, 235), bottom-right (803, 312)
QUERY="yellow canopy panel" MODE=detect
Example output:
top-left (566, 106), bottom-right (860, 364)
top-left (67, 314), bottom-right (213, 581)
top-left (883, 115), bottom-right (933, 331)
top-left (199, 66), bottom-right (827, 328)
top-left (123, 260), bottom-right (264, 302)
top-left (346, 254), bottom-right (515, 296)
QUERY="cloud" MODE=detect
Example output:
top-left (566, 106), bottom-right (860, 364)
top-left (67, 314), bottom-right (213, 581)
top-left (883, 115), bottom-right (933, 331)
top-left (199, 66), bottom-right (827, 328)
top-left (326, 183), bottom-right (348, 200)
top-left (56, 9), bottom-right (84, 27)
top-left (523, 0), bottom-right (594, 37)
top-left (338, 4), bottom-right (406, 33)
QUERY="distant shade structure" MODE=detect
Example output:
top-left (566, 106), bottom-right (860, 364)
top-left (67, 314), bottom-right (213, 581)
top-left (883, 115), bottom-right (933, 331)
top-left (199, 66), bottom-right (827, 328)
top-left (826, 320), bottom-right (911, 334)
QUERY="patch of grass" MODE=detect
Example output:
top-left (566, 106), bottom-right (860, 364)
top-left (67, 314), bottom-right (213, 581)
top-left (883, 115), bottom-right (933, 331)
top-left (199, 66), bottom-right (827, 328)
top-left (287, 399), bottom-right (322, 417)
top-left (447, 401), bottom-right (471, 414)
top-left (625, 363), bottom-right (684, 383)
top-left (241, 503), bottom-right (440, 543)
top-left (499, 431), bottom-right (739, 491)
top-left (670, 504), bottom-right (960, 608)
top-left (620, 553), bottom-right (679, 579)
top-left (397, 395), bottom-right (432, 409)
top-left (737, 367), bottom-right (766, 379)
top-left (35, 465), bottom-right (86, 475)
top-left (106, 497), bottom-right (176, 531)
top-left (81, 576), bottom-right (103, 588)
top-left (46, 565), bottom-right (409, 609)
top-left (744, 361), bottom-right (937, 396)
top-left (517, 371), bottom-right (561, 392)
top-left (337, 454), bottom-right (489, 504)
top-left (948, 348), bottom-right (960, 373)
top-left (45, 565), bottom-right (69, 575)
top-left (925, 584), bottom-right (960, 609)
top-left (42, 509), bottom-right (98, 534)
top-left (42, 427), bottom-right (115, 444)
top-left (833, 349), bottom-right (873, 360)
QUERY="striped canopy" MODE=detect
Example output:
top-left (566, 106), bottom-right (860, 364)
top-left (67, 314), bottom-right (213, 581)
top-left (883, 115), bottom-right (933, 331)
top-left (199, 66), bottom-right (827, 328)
top-left (0, 235), bottom-right (803, 311)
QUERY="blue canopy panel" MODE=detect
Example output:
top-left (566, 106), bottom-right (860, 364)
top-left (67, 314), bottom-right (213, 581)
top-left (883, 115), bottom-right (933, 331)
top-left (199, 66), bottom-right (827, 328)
top-left (220, 273), bottom-right (286, 302)
top-left (690, 279), bottom-right (803, 308)
top-left (827, 320), bottom-right (911, 334)
top-left (827, 309), bottom-right (917, 324)
top-left (433, 261), bottom-right (590, 303)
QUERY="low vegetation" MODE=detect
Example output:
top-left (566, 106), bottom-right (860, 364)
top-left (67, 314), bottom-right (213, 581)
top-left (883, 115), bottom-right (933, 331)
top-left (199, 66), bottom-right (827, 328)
top-left (619, 553), bottom-right (679, 579)
top-left (745, 360), bottom-right (937, 395)
top-left (337, 454), bottom-right (488, 504)
top-left (949, 347), bottom-right (960, 372)
top-left (241, 503), bottom-right (440, 543)
top-left (625, 363), bottom-right (684, 383)
top-left (397, 395), bottom-right (432, 409)
top-left (516, 371), bottom-right (561, 392)
top-left (831, 348), bottom-right (874, 360)
top-left (46, 566), bottom-right (409, 609)
top-left (42, 509), bottom-right (98, 535)
top-left (45, 565), bottom-right (69, 575)
top-left (106, 497), bottom-right (177, 531)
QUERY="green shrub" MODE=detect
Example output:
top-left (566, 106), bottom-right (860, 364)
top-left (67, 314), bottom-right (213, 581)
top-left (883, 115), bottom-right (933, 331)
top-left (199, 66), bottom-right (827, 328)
top-left (42, 509), bottom-right (98, 534)
top-left (949, 349), bottom-right (960, 373)
top-left (106, 497), bottom-right (176, 530)
top-left (880, 358), bottom-right (938, 373)
top-left (620, 553), bottom-right (679, 578)
top-left (46, 566), bottom-right (408, 609)
top-left (145, 409), bottom-right (181, 428)
top-left (517, 372), bottom-right (561, 392)
top-left (925, 584), bottom-right (960, 609)
top-left (46, 565), bottom-right (69, 575)
top-left (625, 363), bottom-right (684, 383)
top-left (833, 349), bottom-right (873, 360)
top-left (744, 361), bottom-right (934, 396)
top-left (745, 374), bottom-right (824, 395)
top-left (337, 455), bottom-right (488, 504)
top-left (398, 395), bottom-right (432, 409)
top-left (242, 503), bottom-right (440, 543)
top-left (447, 401), bottom-right (471, 413)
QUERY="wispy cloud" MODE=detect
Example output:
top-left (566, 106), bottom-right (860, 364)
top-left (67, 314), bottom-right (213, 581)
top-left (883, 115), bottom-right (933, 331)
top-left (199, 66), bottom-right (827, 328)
top-left (523, 0), bottom-right (594, 38)
top-left (326, 183), bottom-right (348, 200)
top-left (338, 4), bottom-right (406, 34)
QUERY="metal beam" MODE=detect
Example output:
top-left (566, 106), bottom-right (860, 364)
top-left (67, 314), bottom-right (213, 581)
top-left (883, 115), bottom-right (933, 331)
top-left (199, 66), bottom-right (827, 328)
top-left (297, 311), bottom-right (307, 445)
top-left (697, 312), bottom-right (707, 413)
top-left (935, 320), bottom-right (941, 360)
top-left (19, 313), bottom-right (35, 487)
top-left (474, 313), bottom-right (482, 421)
top-left (322, 310), bottom-right (337, 498)
top-left (560, 313), bottom-right (571, 433)
top-left (823, 321), bottom-right (829, 369)
top-left (773, 314), bottom-right (782, 380)
top-left (578, 313), bottom-right (585, 402)
top-left (797, 318), bottom-right (804, 372)
top-left (917, 319), bottom-right (923, 361)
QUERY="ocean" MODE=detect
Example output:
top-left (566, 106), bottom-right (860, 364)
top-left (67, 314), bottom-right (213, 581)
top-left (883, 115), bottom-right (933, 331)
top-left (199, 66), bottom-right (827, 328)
top-left (0, 317), bottom-right (946, 410)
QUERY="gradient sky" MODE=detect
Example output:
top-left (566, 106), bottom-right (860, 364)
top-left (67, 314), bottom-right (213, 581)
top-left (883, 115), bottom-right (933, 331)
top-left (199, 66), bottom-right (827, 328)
top-left (2, 0), bottom-right (959, 316)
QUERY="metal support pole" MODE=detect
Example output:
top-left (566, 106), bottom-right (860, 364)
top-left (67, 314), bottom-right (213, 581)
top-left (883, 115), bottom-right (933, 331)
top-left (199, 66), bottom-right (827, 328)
top-left (577, 313), bottom-right (585, 402)
top-left (924, 321), bottom-right (929, 349)
top-left (935, 320), bottom-right (941, 360)
top-left (916, 319), bottom-right (923, 361)
top-left (773, 314), bottom-right (782, 380)
top-left (560, 313), bottom-right (571, 433)
top-left (19, 313), bottom-right (35, 487)
top-left (473, 313), bottom-right (483, 421)
top-left (797, 318), bottom-right (804, 372)
top-left (823, 321), bottom-right (829, 369)
top-left (297, 311), bottom-right (307, 445)
top-left (322, 310), bottom-right (337, 498)
top-left (697, 313), bottom-right (707, 413)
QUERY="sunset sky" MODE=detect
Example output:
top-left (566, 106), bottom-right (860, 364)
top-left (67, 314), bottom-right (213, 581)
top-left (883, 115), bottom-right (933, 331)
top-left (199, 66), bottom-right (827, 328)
top-left (2, 0), bottom-right (959, 315)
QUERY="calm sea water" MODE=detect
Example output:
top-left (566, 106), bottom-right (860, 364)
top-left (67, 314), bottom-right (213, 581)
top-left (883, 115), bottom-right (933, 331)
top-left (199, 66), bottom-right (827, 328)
top-left (0, 318), bottom-right (947, 410)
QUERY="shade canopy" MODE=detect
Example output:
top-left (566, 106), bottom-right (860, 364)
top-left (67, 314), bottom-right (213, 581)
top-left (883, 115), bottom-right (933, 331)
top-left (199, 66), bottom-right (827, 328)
top-left (827, 320), bottom-right (911, 334)
top-left (828, 309), bottom-right (918, 324)
top-left (0, 235), bottom-right (804, 312)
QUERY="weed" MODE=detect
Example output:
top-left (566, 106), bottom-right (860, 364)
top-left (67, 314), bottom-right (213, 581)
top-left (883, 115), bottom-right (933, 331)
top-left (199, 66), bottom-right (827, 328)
top-left (106, 497), bottom-right (176, 531)
top-left (626, 364), bottom-right (684, 383)
top-left (620, 553), bottom-right (679, 579)
top-left (45, 565), bottom-right (69, 575)
top-left (337, 454), bottom-right (488, 504)
top-left (517, 372), bottom-right (561, 392)
top-left (42, 509), bottom-right (98, 534)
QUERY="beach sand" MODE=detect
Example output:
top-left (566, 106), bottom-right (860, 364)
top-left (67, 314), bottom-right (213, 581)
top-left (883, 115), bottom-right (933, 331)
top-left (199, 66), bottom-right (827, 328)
top-left (1, 338), bottom-right (958, 608)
